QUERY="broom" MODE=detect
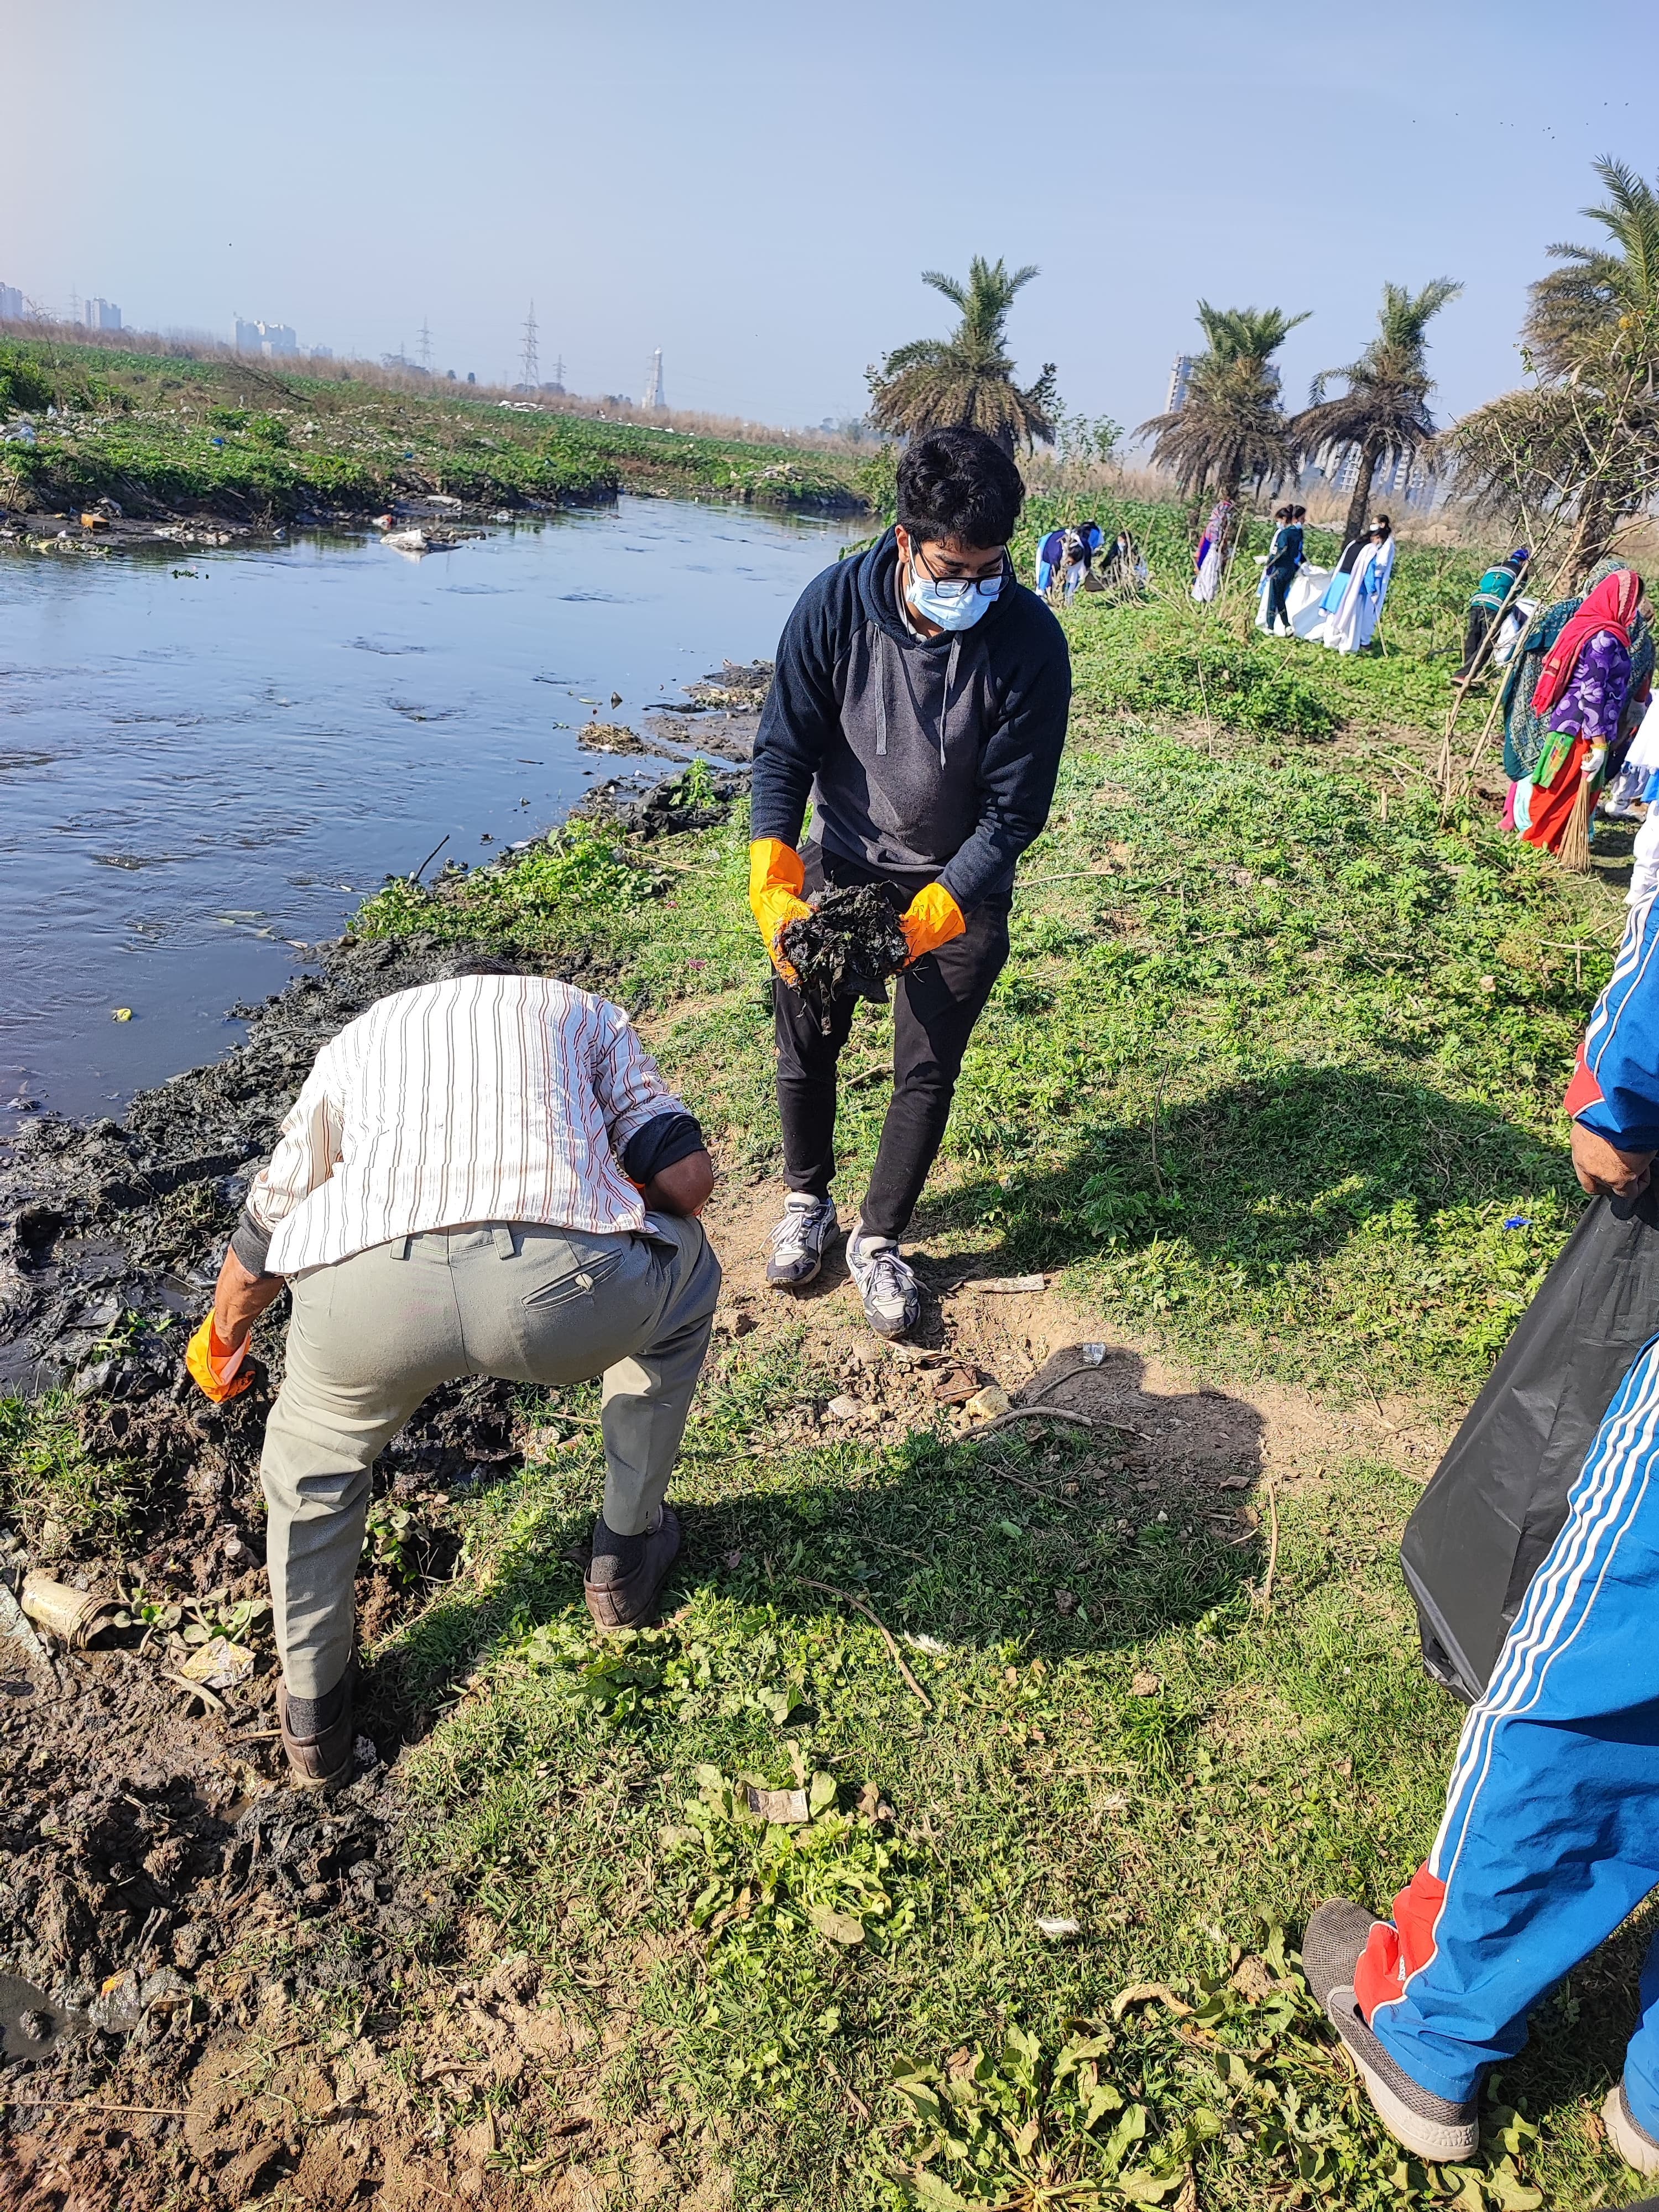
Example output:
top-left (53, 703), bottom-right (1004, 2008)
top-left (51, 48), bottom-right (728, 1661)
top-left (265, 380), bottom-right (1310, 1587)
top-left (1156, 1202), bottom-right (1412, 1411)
top-left (1559, 768), bottom-right (1594, 873)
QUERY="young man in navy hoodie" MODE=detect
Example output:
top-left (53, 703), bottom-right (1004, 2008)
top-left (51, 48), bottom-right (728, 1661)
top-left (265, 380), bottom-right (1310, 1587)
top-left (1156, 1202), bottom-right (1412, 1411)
top-left (748, 427), bottom-right (1071, 1337)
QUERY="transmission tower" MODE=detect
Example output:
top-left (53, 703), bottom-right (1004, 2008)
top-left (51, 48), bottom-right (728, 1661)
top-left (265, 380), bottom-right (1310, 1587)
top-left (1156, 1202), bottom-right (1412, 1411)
top-left (551, 354), bottom-right (566, 392)
top-left (643, 348), bottom-right (665, 411)
top-left (417, 317), bottom-right (432, 372)
top-left (520, 300), bottom-right (539, 391)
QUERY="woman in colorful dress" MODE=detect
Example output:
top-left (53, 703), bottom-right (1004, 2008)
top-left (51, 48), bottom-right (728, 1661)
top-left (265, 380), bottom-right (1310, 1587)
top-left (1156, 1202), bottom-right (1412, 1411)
top-left (1509, 567), bottom-right (1644, 858)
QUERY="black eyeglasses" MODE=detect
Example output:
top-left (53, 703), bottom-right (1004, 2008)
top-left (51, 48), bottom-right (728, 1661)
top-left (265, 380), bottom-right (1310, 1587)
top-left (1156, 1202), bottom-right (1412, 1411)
top-left (911, 544), bottom-right (1007, 598)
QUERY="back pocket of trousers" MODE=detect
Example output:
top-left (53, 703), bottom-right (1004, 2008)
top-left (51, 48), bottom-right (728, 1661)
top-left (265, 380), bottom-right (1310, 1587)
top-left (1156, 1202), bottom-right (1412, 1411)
top-left (520, 1249), bottom-right (623, 1311)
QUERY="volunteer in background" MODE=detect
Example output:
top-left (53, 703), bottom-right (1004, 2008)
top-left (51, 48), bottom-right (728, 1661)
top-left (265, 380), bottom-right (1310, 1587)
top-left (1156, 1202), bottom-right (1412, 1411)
top-left (1300, 895), bottom-right (1659, 2174)
top-left (185, 959), bottom-right (719, 1789)
top-left (748, 426), bottom-right (1071, 1337)
top-left (1458, 546), bottom-right (1529, 678)
top-left (1257, 504), bottom-right (1305, 636)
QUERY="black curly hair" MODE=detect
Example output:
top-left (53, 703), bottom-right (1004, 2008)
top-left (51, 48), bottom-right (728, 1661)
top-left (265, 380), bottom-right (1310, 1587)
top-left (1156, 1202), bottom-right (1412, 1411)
top-left (895, 427), bottom-right (1025, 551)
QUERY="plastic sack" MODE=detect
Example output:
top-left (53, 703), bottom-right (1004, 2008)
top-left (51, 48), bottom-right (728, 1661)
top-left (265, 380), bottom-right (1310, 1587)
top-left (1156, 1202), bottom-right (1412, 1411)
top-left (1401, 1188), bottom-right (1659, 1703)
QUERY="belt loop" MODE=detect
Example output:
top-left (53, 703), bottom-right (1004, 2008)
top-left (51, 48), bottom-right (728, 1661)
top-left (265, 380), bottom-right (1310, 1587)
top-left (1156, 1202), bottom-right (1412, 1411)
top-left (390, 1234), bottom-right (412, 1262)
top-left (493, 1224), bottom-right (516, 1259)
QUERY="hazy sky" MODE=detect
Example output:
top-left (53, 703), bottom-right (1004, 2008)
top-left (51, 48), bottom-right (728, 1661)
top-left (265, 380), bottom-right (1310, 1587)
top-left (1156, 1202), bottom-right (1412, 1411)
top-left (6, 1), bottom-right (1656, 440)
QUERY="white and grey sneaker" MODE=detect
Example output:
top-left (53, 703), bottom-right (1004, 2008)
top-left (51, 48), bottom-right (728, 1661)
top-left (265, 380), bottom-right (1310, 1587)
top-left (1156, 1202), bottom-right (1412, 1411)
top-left (1604, 2080), bottom-right (1659, 2176)
top-left (1301, 1898), bottom-right (1480, 2163)
top-left (846, 1227), bottom-right (921, 1338)
top-left (765, 1194), bottom-right (838, 1289)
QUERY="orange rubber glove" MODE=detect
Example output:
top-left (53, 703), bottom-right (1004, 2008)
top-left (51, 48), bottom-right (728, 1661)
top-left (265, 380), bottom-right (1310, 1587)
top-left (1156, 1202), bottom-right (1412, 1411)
top-left (900, 881), bottom-right (966, 964)
top-left (185, 1314), bottom-right (254, 1404)
top-left (748, 838), bottom-right (812, 980)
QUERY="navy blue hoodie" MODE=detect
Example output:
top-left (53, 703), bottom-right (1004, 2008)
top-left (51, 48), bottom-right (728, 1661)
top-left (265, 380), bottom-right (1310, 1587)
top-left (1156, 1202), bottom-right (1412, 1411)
top-left (750, 528), bottom-right (1071, 912)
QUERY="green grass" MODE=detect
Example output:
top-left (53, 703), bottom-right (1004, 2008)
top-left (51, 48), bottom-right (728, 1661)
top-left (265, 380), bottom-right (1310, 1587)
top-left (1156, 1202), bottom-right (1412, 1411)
top-left (341, 575), bottom-right (1648, 2201)
top-left (0, 1388), bottom-right (150, 1552)
top-left (361, 726), bottom-right (1611, 1410)
top-left (1014, 494), bottom-right (1488, 743)
top-left (368, 1348), bottom-right (1626, 2206)
top-left (0, 337), bottom-right (865, 520)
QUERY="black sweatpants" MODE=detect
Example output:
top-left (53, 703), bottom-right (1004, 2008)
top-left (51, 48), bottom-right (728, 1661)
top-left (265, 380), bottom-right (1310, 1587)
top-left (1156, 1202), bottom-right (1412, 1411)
top-left (1460, 605), bottom-right (1496, 677)
top-left (1263, 568), bottom-right (1295, 634)
top-left (774, 844), bottom-right (1010, 1243)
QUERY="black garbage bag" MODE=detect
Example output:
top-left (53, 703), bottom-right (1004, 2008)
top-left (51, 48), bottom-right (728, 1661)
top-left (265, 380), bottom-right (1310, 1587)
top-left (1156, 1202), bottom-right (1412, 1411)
top-left (1401, 1187), bottom-right (1659, 1703)
top-left (780, 885), bottom-right (909, 1036)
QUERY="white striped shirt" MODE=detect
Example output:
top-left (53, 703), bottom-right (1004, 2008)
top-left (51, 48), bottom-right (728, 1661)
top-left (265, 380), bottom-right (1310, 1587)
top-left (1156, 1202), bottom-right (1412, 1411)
top-left (247, 975), bottom-right (687, 1274)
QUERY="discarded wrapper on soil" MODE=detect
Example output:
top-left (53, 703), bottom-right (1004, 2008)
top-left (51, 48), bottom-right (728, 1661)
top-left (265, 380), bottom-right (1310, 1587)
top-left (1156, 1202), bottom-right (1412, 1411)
top-left (20, 1572), bottom-right (122, 1649)
top-left (780, 884), bottom-right (909, 1035)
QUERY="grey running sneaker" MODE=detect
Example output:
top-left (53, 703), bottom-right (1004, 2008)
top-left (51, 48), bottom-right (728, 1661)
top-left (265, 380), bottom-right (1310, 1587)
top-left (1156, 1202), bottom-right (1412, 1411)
top-left (846, 1228), bottom-right (921, 1338)
top-left (1605, 2082), bottom-right (1659, 2176)
top-left (1302, 1898), bottom-right (1479, 2163)
top-left (765, 1193), bottom-right (838, 1288)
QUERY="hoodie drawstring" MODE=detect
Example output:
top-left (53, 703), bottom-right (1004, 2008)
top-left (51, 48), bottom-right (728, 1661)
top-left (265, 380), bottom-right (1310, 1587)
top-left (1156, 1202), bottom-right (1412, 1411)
top-left (874, 619), bottom-right (966, 768)
top-left (942, 636), bottom-right (960, 768)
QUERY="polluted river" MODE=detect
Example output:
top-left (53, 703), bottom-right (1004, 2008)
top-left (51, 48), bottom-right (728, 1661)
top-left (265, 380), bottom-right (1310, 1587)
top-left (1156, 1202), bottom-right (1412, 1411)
top-left (0, 494), bottom-right (847, 2205)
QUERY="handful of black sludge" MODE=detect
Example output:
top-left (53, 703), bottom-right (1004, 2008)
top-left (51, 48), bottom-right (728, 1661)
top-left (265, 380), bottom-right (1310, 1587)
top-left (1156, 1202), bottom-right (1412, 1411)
top-left (780, 885), bottom-right (910, 1034)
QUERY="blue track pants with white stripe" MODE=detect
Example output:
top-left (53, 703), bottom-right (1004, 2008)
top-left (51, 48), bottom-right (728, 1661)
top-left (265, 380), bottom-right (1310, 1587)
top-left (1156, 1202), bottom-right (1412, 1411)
top-left (1367, 1335), bottom-right (1659, 2126)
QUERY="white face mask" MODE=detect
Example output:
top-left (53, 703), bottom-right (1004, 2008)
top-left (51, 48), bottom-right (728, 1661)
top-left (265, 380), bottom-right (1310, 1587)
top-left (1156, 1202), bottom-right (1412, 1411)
top-left (906, 552), bottom-right (1003, 632)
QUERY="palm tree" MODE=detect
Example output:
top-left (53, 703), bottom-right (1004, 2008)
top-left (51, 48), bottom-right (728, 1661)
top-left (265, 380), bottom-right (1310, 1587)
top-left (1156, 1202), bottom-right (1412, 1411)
top-left (1292, 278), bottom-right (1461, 544)
top-left (867, 257), bottom-right (1057, 457)
top-left (1138, 302), bottom-right (1309, 502)
top-left (1525, 156), bottom-right (1659, 375)
top-left (1451, 159), bottom-right (1659, 573)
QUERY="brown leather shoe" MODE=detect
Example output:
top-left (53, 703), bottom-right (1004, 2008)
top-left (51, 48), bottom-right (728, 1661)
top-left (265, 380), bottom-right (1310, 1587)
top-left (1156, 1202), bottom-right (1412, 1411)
top-left (277, 1679), bottom-right (355, 1791)
top-left (584, 1506), bottom-right (682, 1633)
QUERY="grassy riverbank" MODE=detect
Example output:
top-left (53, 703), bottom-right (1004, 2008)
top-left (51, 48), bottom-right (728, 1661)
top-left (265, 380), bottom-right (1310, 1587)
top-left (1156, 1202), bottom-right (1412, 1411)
top-left (328, 573), bottom-right (1645, 2204)
top-left (0, 336), bottom-right (865, 522)
top-left (5, 520), bottom-right (1646, 2206)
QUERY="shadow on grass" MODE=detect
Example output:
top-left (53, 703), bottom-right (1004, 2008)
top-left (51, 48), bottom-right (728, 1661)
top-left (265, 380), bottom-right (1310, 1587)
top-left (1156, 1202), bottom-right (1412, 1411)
top-left (370, 1343), bottom-right (1265, 1751)
top-left (927, 1063), bottom-right (1576, 1284)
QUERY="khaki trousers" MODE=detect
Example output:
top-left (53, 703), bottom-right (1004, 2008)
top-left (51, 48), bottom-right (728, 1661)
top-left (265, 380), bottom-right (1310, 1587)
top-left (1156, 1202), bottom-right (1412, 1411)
top-left (260, 1215), bottom-right (720, 1697)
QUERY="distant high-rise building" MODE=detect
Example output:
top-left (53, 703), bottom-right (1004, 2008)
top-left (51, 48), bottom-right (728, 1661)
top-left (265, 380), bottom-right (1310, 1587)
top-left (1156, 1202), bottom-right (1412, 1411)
top-left (83, 297), bottom-right (122, 331)
top-left (0, 284), bottom-right (22, 320)
top-left (234, 316), bottom-right (298, 357)
top-left (643, 348), bottom-right (666, 411)
top-left (1164, 353), bottom-right (1195, 414)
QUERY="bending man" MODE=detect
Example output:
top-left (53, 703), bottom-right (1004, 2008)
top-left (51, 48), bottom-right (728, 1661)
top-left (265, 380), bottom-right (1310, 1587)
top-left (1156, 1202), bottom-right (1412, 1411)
top-left (185, 958), bottom-right (719, 1790)
top-left (748, 427), bottom-right (1070, 1337)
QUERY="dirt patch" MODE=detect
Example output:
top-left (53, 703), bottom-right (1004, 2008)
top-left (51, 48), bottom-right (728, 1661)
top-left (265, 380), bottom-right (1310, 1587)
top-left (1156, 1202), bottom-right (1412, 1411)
top-left (697, 1175), bottom-right (1453, 1514)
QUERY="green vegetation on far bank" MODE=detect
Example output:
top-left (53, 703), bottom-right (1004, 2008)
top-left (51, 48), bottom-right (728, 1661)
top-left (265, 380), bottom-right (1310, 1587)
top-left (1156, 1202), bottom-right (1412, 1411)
top-left (0, 336), bottom-right (866, 521)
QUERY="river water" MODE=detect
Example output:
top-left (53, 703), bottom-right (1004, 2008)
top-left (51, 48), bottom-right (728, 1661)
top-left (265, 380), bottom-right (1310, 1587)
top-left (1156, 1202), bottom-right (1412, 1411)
top-left (0, 495), bottom-right (848, 1124)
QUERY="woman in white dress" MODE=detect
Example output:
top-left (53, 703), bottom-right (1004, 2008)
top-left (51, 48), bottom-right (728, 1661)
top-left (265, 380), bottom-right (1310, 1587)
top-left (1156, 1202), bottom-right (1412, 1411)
top-left (1314, 515), bottom-right (1396, 653)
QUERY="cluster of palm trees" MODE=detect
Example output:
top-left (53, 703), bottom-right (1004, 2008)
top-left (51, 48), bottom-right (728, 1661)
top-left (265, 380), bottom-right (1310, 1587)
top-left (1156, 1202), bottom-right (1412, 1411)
top-left (866, 157), bottom-right (1659, 567)
top-left (868, 259), bottom-right (1458, 546)
top-left (1141, 284), bottom-right (1460, 546)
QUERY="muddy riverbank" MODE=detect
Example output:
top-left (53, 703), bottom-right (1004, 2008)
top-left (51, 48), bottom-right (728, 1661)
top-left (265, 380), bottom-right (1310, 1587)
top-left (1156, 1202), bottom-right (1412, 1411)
top-left (0, 749), bottom-right (752, 2205)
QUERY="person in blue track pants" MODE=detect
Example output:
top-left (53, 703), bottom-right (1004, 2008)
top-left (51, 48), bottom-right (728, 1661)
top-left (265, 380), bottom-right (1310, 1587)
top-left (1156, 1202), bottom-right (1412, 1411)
top-left (1301, 884), bottom-right (1659, 2174)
